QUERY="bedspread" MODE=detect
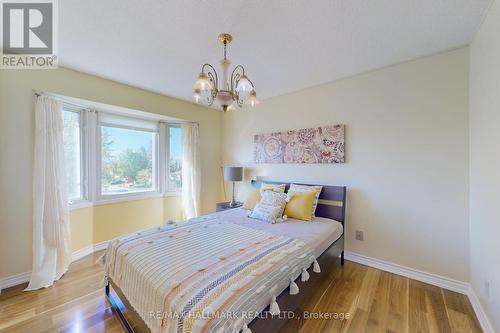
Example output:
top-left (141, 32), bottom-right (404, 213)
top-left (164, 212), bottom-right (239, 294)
top-left (102, 212), bottom-right (319, 333)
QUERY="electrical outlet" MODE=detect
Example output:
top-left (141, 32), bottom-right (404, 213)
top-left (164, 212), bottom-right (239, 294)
top-left (485, 280), bottom-right (490, 298)
top-left (355, 230), bottom-right (364, 241)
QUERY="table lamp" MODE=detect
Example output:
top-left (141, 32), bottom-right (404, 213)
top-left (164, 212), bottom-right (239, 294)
top-left (224, 166), bottom-right (243, 207)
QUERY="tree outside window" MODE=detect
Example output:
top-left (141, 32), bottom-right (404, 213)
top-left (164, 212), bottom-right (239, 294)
top-left (101, 126), bottom-right (155, 194)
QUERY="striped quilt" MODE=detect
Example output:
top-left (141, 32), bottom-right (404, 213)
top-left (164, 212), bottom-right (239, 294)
top-left (102, 212), bottom-right (319, 333)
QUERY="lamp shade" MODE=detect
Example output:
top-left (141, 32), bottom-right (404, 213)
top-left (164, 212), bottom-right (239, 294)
top-left (236, 75), bottom-right (252, 93)
top-left (193, 72), bottom-right (212, 92)
top-left (224, 166), bottom-right (243, 182)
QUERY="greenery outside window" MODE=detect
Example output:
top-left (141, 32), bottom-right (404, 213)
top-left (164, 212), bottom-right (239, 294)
top-left (100, 125), bottom-right (157, 195)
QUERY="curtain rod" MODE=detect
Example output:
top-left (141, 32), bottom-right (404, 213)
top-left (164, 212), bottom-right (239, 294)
top-left (33, 89), bottom-right (89, 110)
top-left (158, 120), bottom-right (197, 125)
top-left (33, 89), bottom-right (199, 125)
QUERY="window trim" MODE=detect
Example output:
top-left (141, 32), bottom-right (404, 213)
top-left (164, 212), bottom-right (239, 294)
top-left (96, 121), bottom-right (160, 201)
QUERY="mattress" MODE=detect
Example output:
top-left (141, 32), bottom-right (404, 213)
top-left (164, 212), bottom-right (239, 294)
top-left (217, 208), bottom-right (344, 258)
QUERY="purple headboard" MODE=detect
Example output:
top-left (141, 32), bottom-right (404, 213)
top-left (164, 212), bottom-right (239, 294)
top-left (250, 180), bottom-right (347, 225)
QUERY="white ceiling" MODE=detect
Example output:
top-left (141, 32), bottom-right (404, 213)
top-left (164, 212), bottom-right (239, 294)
top-left (59, 0), bottom-right (492, 102)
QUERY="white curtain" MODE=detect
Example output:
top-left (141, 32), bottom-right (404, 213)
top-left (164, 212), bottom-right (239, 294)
top-left (181, 123), bottom-right (201, 219)
top-left (26, 95), bottom-right (71, 291)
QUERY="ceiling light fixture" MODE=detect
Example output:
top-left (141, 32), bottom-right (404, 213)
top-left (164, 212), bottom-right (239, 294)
top-left (193, 33), bottom-right (259, 111)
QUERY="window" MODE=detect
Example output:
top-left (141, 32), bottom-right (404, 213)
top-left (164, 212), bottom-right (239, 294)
top-left (56, 96), bottom-right (183, 207)
top-left (100, 125), bottom-right (157, 195)
top-left (168, 126), bottom-right (182, 191)
top-left (62, 109), bottom-right (83, 201)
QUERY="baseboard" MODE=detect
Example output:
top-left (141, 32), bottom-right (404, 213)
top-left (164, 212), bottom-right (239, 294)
top-left (467, 286), bottom-right (495, 333)
top-left (71, 244), bottom-right (95, 262)
top-left (344, 251), bottom-right (470, 294)
top-left (344, 251), bottom-right (495, 333)
top-left (0, 240), bottom-right (110, 293)
top-left (93, 240), bottom-right (109, 252)
top-left (71, 241), bottom-right (109, 262)
top-left (0, 271), bottom-right (31, 293)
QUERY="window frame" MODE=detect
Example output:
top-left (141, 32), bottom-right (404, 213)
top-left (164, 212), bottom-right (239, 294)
top-left (166, 124), bottom-right (182, 195)
top-left (96, 121), bottom-right (160, 202)
top-left (61, 105), bottom-right (88, 206)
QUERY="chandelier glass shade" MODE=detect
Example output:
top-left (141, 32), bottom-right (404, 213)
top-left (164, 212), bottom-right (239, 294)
top-left (193, 33), bottom-right (259, 112)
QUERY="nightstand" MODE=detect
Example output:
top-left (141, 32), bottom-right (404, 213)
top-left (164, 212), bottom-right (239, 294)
top-left (216, 201), bottom-right (243, 212)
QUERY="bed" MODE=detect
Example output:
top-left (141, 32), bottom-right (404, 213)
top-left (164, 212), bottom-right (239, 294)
top-left (102, 181), bottom-right (346, 333)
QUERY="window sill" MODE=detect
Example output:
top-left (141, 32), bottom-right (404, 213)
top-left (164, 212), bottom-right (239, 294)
top-left (69, 192), bottom-right (182, 211)
top-left (69, 200), bottom-right (93, 211)
top-left (96, 191), bottom-right (163, 206)
top-left (164, 191), bottom-right (182, 197)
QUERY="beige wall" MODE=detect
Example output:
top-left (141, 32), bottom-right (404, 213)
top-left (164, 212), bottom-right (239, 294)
top-left (469, 0), bottom-right (500, 329)
top-left (69, 207), bottom-right (94, 252)
top-left (0, 68), bottom-right (222, 279)
top-left (222, 48), bottom-right (470, 281)
top-left (69, 196), bottom-right (182, 251)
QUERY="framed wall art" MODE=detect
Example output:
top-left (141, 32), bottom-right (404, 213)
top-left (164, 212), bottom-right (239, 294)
top-left (254, 125), bottom-right (345, 164)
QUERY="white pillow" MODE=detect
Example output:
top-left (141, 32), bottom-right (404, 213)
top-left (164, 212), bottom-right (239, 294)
top-left (249, 191), bottom-right (288, 223)
top-left (288, 184), bottom-right (323, 217)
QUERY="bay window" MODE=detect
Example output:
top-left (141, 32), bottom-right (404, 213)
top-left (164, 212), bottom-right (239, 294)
top-left (60, 102), bottom-right (182, 208)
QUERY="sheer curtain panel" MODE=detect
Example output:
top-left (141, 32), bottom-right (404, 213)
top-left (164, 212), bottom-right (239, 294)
top-left (181, 123), bottom-right (201, 219)
top-left (26, 95), bottom-right (72, 291)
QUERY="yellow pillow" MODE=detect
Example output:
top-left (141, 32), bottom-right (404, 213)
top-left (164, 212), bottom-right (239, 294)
top-left (260, 183), bottom-right (286, 194)
top-left (284, 191), bottom-right (317, 221)
top-left (243, 188), bottom-right (262, 210)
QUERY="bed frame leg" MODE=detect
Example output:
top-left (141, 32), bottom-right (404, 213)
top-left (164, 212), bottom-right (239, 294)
top-left (341, 251), bottom-right (345, 266)
top-left (105, 281), bottom-right (135, 333)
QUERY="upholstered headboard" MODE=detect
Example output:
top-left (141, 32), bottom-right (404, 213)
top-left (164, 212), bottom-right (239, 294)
top-left (250, 180), bottom-right (347, 225)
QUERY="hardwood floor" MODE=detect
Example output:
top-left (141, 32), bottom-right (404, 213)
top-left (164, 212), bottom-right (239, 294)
top-left (0, 251), bottom-right (481, 333)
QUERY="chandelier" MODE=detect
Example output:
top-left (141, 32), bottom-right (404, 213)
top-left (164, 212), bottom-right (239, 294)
top-left (193, 33), bottom-right (259, 111)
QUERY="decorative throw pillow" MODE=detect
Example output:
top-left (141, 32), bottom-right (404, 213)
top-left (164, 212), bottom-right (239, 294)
top-left (284, 191), bottom-right (317, 221)
top-left (249, 191), bottom-right (288, 223)
top-left (260, 190), bottom-right (289, 206)
top-left (243, 188), bottom-right (262, 210)
top-left (288, 184), bottom-right (323, 217)
top-left (249, 203), bottom-right (285, 224)
top-left (260, 182), bottom-right (286, 194)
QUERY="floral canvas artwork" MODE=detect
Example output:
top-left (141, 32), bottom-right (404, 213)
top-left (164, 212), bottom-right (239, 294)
top-left (254, 125), bottom-right (345, 164)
